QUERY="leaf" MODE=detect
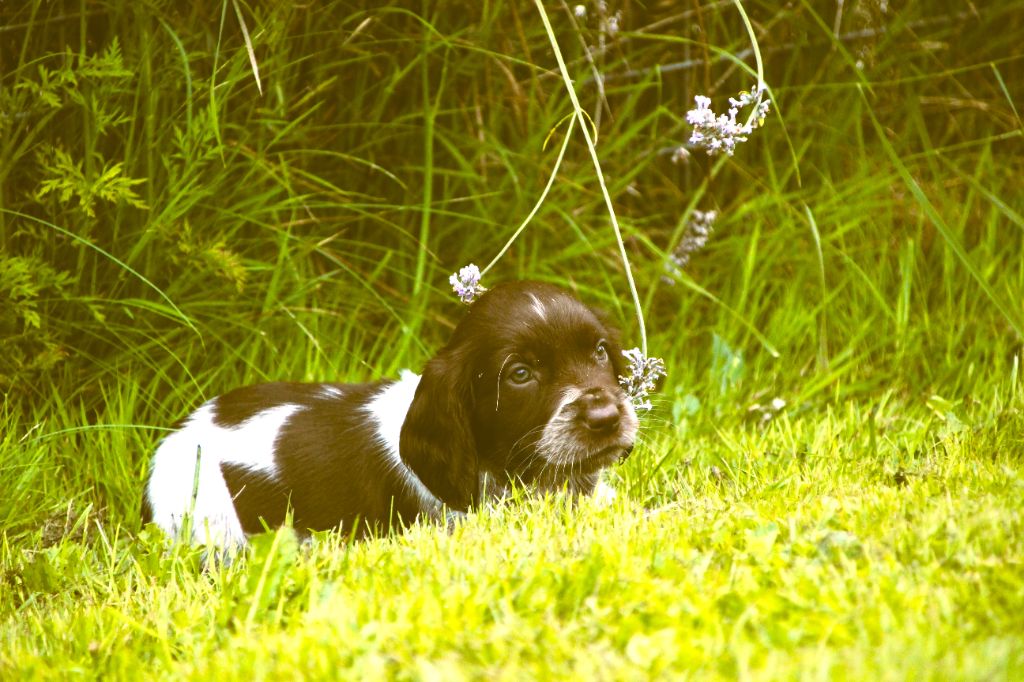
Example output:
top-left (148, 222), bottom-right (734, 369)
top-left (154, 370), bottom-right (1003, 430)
top-left (232, 0), bottom-right (263, 96)
top-left (34, 147), bottom-right (148, 217)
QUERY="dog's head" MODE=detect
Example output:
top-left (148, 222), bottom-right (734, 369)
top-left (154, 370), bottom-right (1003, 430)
top-left (399, 281), bottom-right (639, 511)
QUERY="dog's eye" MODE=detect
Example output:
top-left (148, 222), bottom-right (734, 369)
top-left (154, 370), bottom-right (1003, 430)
top-left (507, 364), bottom-right (534, 385)
top-left (595, 341), bottom-right (609, 363)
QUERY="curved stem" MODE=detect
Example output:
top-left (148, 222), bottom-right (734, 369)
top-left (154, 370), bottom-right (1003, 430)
top-left (730, 0), bottom-right (768, 129)
top-left (533, 0), bottom-right (648, 356)
top-left (481, 115), bottom-right (576, 277)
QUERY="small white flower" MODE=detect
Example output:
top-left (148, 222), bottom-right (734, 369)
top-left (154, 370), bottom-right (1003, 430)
top-left (619, 348), bottom-right (667, 411)
top-left (670, 146), bottom-right (690, 164)
top-left (606, 12), bottom-right (621, 35)
top-left (685, 85), bottom-right (770, 157)
top-left (663, 210), bottom-right (717, 283)
top-left (686, 96), bottom-right (714, 126)
top-left (574, 4), bottom-right (587, 19)
top-left (747, 396), bottom-right (787, 423)
top-left (449, 264), bottom-right (486, 304)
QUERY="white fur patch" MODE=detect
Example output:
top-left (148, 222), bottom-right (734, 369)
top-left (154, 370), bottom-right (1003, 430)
top-left (364, 371), bottom-right (442, 512)
top-left (536, 388), bottom-right (639, 469)
top-left (536, 388), bottom-right (588, 466)
top-left (146, 402), bottom-right (302, 547)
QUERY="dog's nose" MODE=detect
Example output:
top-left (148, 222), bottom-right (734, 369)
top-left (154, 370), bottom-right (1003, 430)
top-left (581, 393), bottom-right (621, 432)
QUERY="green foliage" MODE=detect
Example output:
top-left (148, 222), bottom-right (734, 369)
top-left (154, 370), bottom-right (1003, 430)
top-left (2, 394), bottom-right (1023, 678)
top-left (0, 0), bottom-right (1021, 397)
top-left (34, 146), bottom-right (148, 218)
top-left (1, 0), bottom-right (1023, 677)
top-left (0, 254), bottom-right (72, 384)
top-left (13, 38), bottom-right (132, 128)
top-left (0, 255), bottom-right (71, 331)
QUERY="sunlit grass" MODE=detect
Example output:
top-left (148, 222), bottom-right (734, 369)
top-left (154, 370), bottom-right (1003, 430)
top-left (3, 380), bottom-right (1023, 678)
top-left (2, 0), bottom-right (1023, 678)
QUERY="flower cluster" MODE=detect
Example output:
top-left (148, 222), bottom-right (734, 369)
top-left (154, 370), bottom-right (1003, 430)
top-left (686, 86), bottom-right (770, 156)
top-left (748, 397), bottom-right (787, 424)
top-left (619, 348), bottom-right (667, 411)
top-left (573, 2), bottom-right (621, 37)
top-left (449, 264), bottom-right (486, 304)
top-left (664, 209), bottom-right (717, 283)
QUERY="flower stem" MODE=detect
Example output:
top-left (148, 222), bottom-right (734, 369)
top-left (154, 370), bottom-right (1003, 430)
top-left (481, 115), bottom-right (576, 278)
top-left (533, 0), bottom-right (648, 356)
top-left (730, 0), bottom-right (768, 129)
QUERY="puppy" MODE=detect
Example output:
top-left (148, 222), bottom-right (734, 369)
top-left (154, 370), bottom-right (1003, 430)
top-left (143, 281), bottom-right (639, 546)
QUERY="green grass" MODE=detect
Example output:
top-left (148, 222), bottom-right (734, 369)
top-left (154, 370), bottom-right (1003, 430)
top-left (4, 387), bottom-right (1023, 678)
top-left (2, 0), bottom-right (1023, 678)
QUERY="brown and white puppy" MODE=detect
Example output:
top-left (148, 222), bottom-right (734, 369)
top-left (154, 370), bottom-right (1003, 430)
top-left (143, 281), bottom-right (639, 546)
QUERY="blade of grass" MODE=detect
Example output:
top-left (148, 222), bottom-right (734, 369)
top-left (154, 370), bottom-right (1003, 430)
top-left (232, 0), bottom-right (263, 96)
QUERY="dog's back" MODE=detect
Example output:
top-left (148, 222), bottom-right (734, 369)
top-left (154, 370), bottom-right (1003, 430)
top-left (144, 371), bottom-right (438, 545)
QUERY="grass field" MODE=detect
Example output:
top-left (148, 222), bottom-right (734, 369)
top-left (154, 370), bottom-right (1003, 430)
top-left (2, 0), bottom-right (1023, 678)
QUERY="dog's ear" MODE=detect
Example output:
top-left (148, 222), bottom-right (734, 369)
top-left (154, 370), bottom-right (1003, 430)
top-left (399, 349), bottom-right (479, 512)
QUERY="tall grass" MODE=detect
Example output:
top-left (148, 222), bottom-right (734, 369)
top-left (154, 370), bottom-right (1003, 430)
top-left (1, 0), bottom-right (1023, 677)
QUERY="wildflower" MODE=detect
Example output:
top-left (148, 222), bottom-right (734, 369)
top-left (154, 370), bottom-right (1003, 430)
top-left (573, 4), bottom-right (587, 19)
top-left (747, 396), bottom-right (787, 423)
top-left (449, 264), bottom-right (486, 304)
top-left (605, 11), bottom-right (621, 36)
top-left (663, 209), bottom-right (717, 283)
top-left (619, 348), bottom-right (667, 411)
top-left (670, 146), bottom-right (690, 164)
top-left (595, 1), bottom-right (621, 36)
top-left (686, 86), bottom-right (770, 156)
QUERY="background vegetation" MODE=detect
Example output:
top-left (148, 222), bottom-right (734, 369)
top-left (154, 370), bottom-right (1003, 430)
top-left (2, 0), bottom-right (1022, 678)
